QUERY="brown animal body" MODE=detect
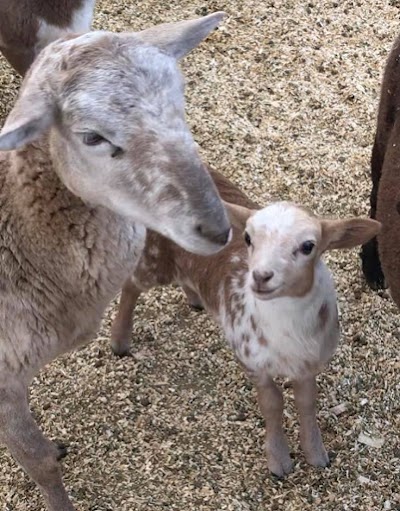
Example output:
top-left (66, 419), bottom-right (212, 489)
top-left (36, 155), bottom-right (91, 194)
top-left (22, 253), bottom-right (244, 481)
top-left (0, 0), bottom-right (95, 74)
top-left (361, 33), bottom-right (400, 304)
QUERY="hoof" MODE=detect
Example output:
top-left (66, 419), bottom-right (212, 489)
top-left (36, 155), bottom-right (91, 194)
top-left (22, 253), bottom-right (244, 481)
top-left (360, 239), bottom-right (387, 290)
top-left (306, 448), bottom-right (330, 469)
top-left (188, 303), bottom-right (204, 312)
top-left (55, 441), bottom-right (68, 460)
top-left (268, 456), bottom-right (294, 478)
top-left (111, 346), bottom-right (132, 357)
top-left (266, 438), bottom-right (293, 478)
top-left (110, 336), bottom-right (132, 357)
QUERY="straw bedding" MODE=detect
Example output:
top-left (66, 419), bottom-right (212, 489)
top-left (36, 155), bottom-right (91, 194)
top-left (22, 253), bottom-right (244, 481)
top-left (0, 1), bottom-right (399, 509)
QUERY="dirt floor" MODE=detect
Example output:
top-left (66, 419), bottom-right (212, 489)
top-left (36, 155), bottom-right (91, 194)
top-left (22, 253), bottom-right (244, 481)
top-left (0, 0), bottom-right (399, 510)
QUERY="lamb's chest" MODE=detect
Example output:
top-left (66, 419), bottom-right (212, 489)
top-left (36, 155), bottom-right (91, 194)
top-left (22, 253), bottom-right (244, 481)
top-left (228, 303), bottom-right (336, 381)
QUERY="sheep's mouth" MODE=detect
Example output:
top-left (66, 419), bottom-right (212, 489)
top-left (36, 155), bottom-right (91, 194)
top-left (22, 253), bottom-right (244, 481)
top-left (252, 287), bottom-right (279, 300)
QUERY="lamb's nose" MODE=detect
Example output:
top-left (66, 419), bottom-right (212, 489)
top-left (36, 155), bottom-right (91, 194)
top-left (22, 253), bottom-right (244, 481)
top-left (252, 270), bottom-right (274, 284)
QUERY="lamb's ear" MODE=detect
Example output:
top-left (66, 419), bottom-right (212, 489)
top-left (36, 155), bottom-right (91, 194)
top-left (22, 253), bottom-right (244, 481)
top-left (0, 82), bottom-right (55, 151)
top-left (136, 12), bottom-right (226, 59)
top-left (223, 200), bottom-right (255, 230)
top-left (321, 218), bottom-right (381, 251)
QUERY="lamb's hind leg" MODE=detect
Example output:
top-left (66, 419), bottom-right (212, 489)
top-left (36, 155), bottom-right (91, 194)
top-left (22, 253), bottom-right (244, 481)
top-left (111, 278), bottom-right (142, 356)
top-left (255, 377), bottom-right (293, 477)
top-left (0, 384), bottom-right (74, 511)
top-left (292, 376), bottom-right (329, 468)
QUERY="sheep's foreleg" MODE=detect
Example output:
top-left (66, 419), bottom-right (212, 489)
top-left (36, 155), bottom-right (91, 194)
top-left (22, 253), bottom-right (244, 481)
top-left (0, 384), bottom-right (74, 511)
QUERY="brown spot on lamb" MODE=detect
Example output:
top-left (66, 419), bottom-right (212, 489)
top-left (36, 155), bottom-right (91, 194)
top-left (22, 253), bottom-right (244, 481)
top-left (318, 302), bottom-right (329, 330)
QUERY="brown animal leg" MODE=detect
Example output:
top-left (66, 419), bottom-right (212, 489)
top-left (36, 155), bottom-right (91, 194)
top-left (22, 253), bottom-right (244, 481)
top-left (292, 377), bottom-right (329, 468)
top-left (376, 129), bottom-right (400, 308)
top-left (111, 279), bottom-right (142, 356)
top-left (361, 136), bottom-right (387, 289)
top-left (255, 378), bottom-right (293, 477)
top-left (0, 386), bottom-right (75, 511)
top-left (0, 46), bottom-right (36, 76)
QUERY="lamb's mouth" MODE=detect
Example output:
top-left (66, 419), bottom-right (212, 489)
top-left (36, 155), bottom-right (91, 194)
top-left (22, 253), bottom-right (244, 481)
top-left (251, 287), bottom-right (279, 300)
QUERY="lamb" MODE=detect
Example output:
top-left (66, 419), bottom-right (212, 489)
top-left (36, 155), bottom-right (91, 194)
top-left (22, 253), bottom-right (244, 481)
top-left (0, 0), bottom-right (96, 75)
top-left (0, 13), bottom-right (231, 511)
top-left (360, 32), bottom-right (400, 306)
top-left (112, 170), bottom-right (380, 477)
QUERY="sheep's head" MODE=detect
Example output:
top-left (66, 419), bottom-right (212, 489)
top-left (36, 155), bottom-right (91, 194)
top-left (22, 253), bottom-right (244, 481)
top-left (0, 14), bottom-right (232, 256)
top-left (225, 201), bottom-right (381, 301)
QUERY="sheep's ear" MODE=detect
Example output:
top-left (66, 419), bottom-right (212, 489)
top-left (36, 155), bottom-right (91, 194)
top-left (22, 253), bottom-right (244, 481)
top-left (136, 12), bottom-right (225, 59)
top-left (0, 81), bottom-right (55, 151)
top-left (223, 201), bottom-right (255, 230)
top-left (321, 218), bottom-right (381, 251)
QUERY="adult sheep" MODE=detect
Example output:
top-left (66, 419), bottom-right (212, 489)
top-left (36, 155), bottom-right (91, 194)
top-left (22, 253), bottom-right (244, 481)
top-left (0, 13), bottom-right (230, 511)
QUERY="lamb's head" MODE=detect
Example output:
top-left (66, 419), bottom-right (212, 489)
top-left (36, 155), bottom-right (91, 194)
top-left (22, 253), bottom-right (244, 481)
top-left (0, 13), bottom-right (232, 256)
top-left (225, 201), bottom-right (381, 301)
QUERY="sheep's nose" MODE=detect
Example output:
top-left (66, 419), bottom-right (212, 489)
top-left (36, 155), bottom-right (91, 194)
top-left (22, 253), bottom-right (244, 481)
top-left (252, 270), bottom-right (274, 284)
top-left (196, 224), bottom-right (232, 247)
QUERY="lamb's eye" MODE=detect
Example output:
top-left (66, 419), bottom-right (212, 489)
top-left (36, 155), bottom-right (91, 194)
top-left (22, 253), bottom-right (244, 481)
top-left (244, 232), bottom-right (251, 246)
top-left (300, 240), bottom-right (315, 255)
top-left (82, 132), bottom-right (106, 146)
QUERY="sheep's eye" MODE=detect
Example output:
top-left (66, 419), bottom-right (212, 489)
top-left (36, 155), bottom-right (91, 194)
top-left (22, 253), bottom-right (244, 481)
top-left (300, 240), bottom-right (315, 255)
top-left (244, 232), bottom-right (251, 246)
top-left (82, 132), bottom-right (106, 146)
